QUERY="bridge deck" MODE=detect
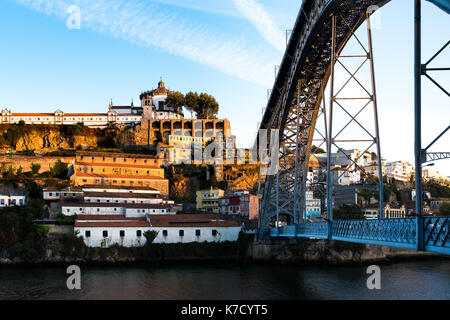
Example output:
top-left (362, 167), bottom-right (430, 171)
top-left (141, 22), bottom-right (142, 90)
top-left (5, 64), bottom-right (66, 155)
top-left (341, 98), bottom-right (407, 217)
top-left (268, 217), bottom-right (450, 255)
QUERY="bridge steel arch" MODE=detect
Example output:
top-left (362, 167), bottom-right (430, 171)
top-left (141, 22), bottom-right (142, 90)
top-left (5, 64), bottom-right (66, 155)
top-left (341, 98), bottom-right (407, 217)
top-left (258, 0), bottom-right (391, 238)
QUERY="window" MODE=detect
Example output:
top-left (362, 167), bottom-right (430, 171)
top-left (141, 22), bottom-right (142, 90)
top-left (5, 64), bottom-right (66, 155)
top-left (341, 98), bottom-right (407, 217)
top-left (179, 230), bottom-right (184, 237)
top-left (212, 230), bottom-right (217, 237)
top-left (103, 230), bottom-right (108, 237)
top-left (163, 230), bottom-right (168, 237)
top-left (195, 230), bottom-right (201, 237)
top-left (137, 230), bottom-right (142, 237)
top-left (120, 230), bottom-right (125, 237)
top-left (85, 231), bottom-right (91, 238)
top-left (49, 193), bottom-right (53, 196)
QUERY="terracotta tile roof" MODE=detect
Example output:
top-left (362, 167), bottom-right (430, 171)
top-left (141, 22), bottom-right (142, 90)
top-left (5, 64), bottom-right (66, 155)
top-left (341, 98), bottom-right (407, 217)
top-left (76, 214), bottom-right (143, 220)
top-left (62, 202), bottom-right (173, 209)
top-left (81, 185), bottom-right (159, 192)
top-left (76, 151), bottom-right (160, 159)
top-left (83, 192), bottom-right (161, 199)
top-left (75, 215), bottom-right (150, 228)
top-left (147, 214), bottom-right (241, 228)
top-left (64, 113), bottom-right (107, 117)
top-left (72, 172), bottom-right (167, 180)
top-left (75, 162), bottom-right (162, 170)
top-left (11, 113), bottom-right (107, 117)
top-left (11, 113), bottom-right (55, 116)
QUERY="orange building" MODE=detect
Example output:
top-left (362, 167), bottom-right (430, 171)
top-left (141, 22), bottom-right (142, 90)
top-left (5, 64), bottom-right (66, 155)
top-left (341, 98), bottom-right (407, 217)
top-left (70, 151), bottom-right (169, 195)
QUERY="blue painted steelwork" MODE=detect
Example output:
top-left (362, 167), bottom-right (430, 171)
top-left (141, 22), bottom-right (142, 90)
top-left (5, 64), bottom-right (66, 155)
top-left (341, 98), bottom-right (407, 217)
top-left (297, 222), bottom-right (329, 239)
top-left (331, 219), bottom-right (417, 249)
top-left (426, 0), bottom-right (450, 14)
top-left (269, 217), bottom-right (450, 255)
top-left (424, 217), bottom-right (450, 254)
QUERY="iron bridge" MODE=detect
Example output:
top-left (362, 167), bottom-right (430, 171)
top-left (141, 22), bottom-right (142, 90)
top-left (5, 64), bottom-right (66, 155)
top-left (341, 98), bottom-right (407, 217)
top-left (258, 0), bottom-right (450, 255)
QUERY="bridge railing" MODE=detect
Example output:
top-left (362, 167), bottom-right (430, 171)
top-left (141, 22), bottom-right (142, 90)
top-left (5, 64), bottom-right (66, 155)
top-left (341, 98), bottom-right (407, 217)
top-left (330, 218), bottom-right (417, 249)
top-left (297, 222), bottom-right (329, 239)
top-left (424, 217), bottom-right (449, 255)
top-left (266, 217), bottom-right (449, 255)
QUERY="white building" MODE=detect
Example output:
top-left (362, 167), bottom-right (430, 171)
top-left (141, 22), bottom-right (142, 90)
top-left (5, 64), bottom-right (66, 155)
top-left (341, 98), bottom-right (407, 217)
top-left (316, 149), bottom-right (374, 171)
top-left (1, 80), bottom-right (184, 128)
top-left (62, 203), bottom-right (175, 217)
top-left (331, 168), bottom-right (361, 186)
top-left (44, 185), bottom-right (170, 205)
top-left (83, 192), bottom-right (173, 205)
top-left (385, 161), bottom-right (414, 182)
top-left (43, 187), bottom-right (83, 201)
top-left (75, 214), bottom-right (241, 248)
top-left (0, 194), bottom-right (26, 207)
top-left (0, 108), bottom-right (141, 128)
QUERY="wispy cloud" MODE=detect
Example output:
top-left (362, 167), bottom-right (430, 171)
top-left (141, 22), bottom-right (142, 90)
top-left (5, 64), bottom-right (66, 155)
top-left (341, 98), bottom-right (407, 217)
top-left (232, 0), bottom-right (285, 52)
top-left (149, 0), bottom-right (241, 18)
top-left (10, 0), bottom-right (277, 87)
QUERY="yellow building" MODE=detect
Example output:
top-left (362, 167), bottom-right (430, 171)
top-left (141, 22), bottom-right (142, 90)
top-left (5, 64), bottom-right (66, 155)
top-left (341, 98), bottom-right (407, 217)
top-left (196, 187), bottom-right (225, 214)
top-left (70, 151), bottom-right (169, 196)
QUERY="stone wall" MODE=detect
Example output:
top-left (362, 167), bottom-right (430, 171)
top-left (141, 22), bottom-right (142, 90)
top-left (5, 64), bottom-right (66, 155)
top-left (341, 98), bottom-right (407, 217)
top-left (0, 156), bottom-right (75, 173)
top-left (249, 239), bottom-right (442, 264)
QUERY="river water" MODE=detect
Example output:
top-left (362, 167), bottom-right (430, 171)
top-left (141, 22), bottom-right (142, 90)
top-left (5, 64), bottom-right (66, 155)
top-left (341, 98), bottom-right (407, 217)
top-left (0, 260), bottom-right (449, 300)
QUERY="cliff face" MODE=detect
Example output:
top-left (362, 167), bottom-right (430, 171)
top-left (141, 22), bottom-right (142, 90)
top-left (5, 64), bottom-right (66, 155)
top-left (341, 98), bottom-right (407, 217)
top-left (117, 124), bottom-right (150, 149)
top-left (4, 127), bottom-right (98, 152)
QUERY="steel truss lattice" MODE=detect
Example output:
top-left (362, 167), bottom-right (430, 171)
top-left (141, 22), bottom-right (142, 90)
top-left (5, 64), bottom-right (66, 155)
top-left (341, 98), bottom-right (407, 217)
top-left (258, 1), bottom-right (388, 240)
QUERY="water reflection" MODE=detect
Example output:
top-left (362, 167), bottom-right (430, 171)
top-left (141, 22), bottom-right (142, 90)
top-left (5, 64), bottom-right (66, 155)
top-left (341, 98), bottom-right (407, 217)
top-left (0, 260), bottom-right (449, 300)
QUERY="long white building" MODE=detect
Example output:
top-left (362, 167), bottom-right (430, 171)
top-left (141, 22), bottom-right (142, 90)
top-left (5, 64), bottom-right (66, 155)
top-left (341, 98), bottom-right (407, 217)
top-left (62, 202), bottom-right (175, 217)
top-left (75, 214), bottom-right (241, 248)
top-left (1, 80), bottom-right (183, 128)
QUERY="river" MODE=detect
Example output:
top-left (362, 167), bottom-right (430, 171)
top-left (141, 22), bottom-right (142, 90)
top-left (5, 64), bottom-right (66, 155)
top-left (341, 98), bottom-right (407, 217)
top-left (0, 260), bottom-right (449, 300)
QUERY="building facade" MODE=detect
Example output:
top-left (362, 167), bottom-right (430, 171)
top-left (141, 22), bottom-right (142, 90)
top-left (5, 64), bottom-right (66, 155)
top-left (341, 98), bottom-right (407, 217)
top-left (196, 188), bottom-right (225, 214)
top-left (305, 191), bottom-right (321, 218)
top-left (75, 214), bottom-right (241, 248)
top-left (218, 190), bottom-right (259, 220)
top-left (70, 151), bottom-right (169, 196)
top-left (0, 194), bottom-right (26, 207)
top-left (363, 203), bottom-right (407, 219)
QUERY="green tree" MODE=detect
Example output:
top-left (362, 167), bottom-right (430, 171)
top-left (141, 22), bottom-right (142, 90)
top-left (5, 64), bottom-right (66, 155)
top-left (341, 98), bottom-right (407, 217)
top-left (4, 126), bottom-right (21, 147)
top-left (184, 91), bottom-right (199, 118)
top-left (0, 134), bottom-right (8, 147)
top-left (196, 93), bottom-right (219, 119)
top-left (165, 91), bottom-right (185, 114)
top-left (143, 230), bottom-right (159, 246)
top-left (30, 163), bottom-right (41, 176)
top-left (50, 160), bottom-right (68, 179)
top-left (333, 204), bottom-right (365, 220)
top-left (311, 145), bottom-right (326, 154)
top-left (439, 202), bottom-right (450, 216)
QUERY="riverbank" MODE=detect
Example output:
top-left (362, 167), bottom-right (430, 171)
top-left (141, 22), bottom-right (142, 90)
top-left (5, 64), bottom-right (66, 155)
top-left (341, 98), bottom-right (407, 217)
top-left (1, 233), bottom-right (448, 267)
top-left (249, 239), bottom-right (447, 265)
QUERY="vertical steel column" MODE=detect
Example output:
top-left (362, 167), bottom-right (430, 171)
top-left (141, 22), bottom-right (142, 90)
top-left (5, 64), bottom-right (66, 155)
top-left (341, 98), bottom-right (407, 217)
top-left (276, 170), bottom-right (280, 229)
top-left (366, 13), bottom-right (385, 220)
top-left (326, 15), bottom-right (337, 238)
top-left (293, 80), bottom-right (302, 222)
top-left (415, 0), bottom-right (425, 251)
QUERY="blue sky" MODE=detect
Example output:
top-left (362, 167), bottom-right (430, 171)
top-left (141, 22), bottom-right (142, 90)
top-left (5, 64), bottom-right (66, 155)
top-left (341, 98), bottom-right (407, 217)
top-left (0, 0), bottom-right (449, 176)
